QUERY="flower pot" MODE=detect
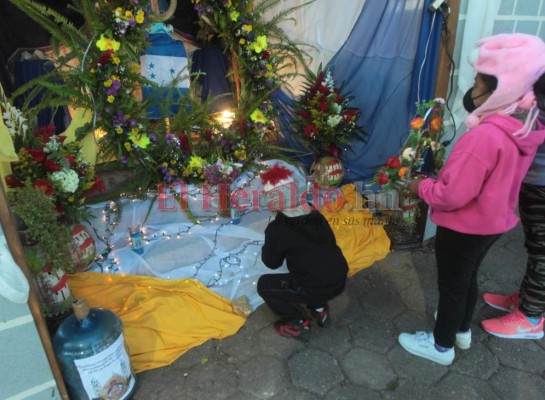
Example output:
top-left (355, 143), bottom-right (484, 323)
top-left (67, 224), bottom-right (96, 272)
top-left (311, 155), bottom-right (345, 190)
top-left (34, 267), bottom-right (74, 319)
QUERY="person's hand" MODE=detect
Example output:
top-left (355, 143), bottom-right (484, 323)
top-left (405, 178), bottom-right (422, 197)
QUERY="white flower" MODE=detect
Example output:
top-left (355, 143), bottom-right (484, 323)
top-left (2, 102), bottom-right (28, 136)
top-left (44, 136), bottom-right (62, 153)
top-left (330, 103), bottom-right (342, 114)
top-left (327, 115), bottom-right (343, 128)
top-left (51, 168), bottom-right (80, 193)
top-left (402, 147), bottom-right (416, 161)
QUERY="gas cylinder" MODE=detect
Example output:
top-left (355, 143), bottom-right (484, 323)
top-left (53, 298), bottom-right (136, 400)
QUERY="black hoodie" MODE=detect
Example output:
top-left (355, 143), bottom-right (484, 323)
top-left (261, 210), bottom-right (348, 288)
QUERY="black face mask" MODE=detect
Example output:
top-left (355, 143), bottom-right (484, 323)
top-left (463, 87), bottom-right (493, 113)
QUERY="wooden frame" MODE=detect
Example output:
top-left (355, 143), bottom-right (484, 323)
top-left (433, 0), bottom-right (460, 100)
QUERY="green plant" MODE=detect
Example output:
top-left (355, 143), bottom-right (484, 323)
top-left (9, 185), bottom-right (76, 274)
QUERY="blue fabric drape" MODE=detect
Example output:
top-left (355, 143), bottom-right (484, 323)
top-left (275, 0), bottom-right (444, 184)
top-left (410, 0), bottom-right (445, 112)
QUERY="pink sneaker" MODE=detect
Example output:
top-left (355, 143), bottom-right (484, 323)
top-left (481, 308), bottom-right (544, 339)
top-left (482, 292), bottom-right (519, 312)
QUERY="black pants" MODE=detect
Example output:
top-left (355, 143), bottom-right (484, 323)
top-left (257, 273), bottom-right (345, 321)
top-left (519, 183), bottom-right (545, 318)
top-left (433, 226), bottom-right (501, 348)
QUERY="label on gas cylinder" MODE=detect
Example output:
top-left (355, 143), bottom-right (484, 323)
top-left (73, 334), bottom-right (135, 400)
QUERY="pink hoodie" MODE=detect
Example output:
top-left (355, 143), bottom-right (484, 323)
top-left (418, 114), bottom-right (545, 235)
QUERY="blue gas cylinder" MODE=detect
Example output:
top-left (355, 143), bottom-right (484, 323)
top-left (53, 298), bottom-right (136, 400)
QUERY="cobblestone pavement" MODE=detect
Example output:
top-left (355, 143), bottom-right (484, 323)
top-left (133, 225), bottom-right (545, 400)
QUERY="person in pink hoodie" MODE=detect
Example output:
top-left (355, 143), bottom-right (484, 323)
top-left (397, 33), bottom-right (545, 366)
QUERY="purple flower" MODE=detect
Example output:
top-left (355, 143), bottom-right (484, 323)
top-left (149, 133), bottom-right (158, 142)
top-left (121, 156), bottom-right (128, 164)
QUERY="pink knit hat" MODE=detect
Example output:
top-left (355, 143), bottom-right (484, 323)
top-left (465, 33), bottom-right (545, 137)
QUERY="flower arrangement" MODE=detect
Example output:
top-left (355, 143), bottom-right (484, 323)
top-left (371, 98), bottom-right (447, 190)
top-left (292, 66), bottom-right (364, 156)
top-left (2, 97), bottom-right (104, 223)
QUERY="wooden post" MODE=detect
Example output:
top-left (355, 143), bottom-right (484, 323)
top-left (0, 184), bottom-right (70, 400)
top-left (433, 0), bottom-right (460, 100)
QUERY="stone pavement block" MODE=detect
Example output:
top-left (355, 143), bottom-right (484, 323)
top-left (399, 285), bottom-right (438, 315)
top-left (288, 349), bottom-right (344, 395)
top-left (244, 305), bottom-right (275, 334)
top-left (257, 326), bottom-right (307, 358)
top-left (307, 325), bottom-right (352, 358)
top-left (185, 360), bottom-right (238, 400)
top-left (169, 340), bottom-right (216, 372)
top-left (341, 348), bottom-right (396, 390)
top-left (218, 325), bottom-right (263, 364)
top-left (324, 383), bottom-right (381, 400)
top-left (489, 369), bottom-right (545, 400)
top-left (487, 339), bottom-right (545, 373)
top-left (228, 391), bottom-right (261, 400)
top-left (351, 314), bottom-right (397, 354)
top-left (357, 288), bottom-right (406, 319)
top-left (238, 355), bottom-right (288, 399)
top-left (392, 309), bottom-right (431, 332)
top-left (382, 379), bottom-right (438, 400)
top-left (451, 342), bottom-right (499, 380)
top-left (434, 373), bottom-right (499, 400)
top-left (388, 346), bottom-right (447, 384)
top-left (270, 388), bottom-right (317, 400)
top-left (133, 364), bottom-right (189, 400)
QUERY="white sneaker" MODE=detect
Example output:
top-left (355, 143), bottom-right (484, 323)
top-left (398, 331), bottom-right (455, 366)
top-left (433, 311), bottom-right (472, 350)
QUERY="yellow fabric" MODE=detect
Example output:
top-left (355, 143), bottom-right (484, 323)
top-left (321, 184), bottom-right (390, 276)
top-left (0, 116), bottom-right (18, 192)
top-left (62, 108), bottom-right (97, 164)
top-left (67, 272), bottom-right (245, 372)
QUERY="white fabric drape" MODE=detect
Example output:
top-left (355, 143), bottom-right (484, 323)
top-left (263, 0), bottom-right (366, 95)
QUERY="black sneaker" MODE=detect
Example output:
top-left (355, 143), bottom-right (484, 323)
top-left (307, 305), bottom-right (330, 327)
top-left (274, 318), bottom-right (311, 340)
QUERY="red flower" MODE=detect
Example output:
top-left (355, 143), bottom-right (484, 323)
top-left (318, 85), bottom-right (330, 95)
top-left (178, 132), bottom-right (191, 152)
top-left (57, 135), bottom-right (66, 143)
top-left (318, 102), bottom-right (329, 112)
top-left (5, 174), bottom-right (22, 188)
top-left (304, 124), bottom-right (319, 139)
top-left (32, 179), bottom-right (54, 196)
top-left (377, 172), bottom-right (390, 185)
top-left (299, 109), bottom-right (311, 120)
top-left (385, 156), bottom-right (401, 169)
top-left (343, 109), bottom-right (357, 122)
top-left (204, 129), bottom-right (213, 142)
top-left (323, 145), bottom-right (340, 158)
top-left (65, 155), bottom-right (76, 167)
top-left (25, 148), bottom-right (46, 163)
top-left (85, 176), bottom-right (106, 196)
top-left (336, 95), bottom-right (343, 103)
top-left (34, 125), bottom-right (56, 143)
top-left (262, 50), bottom-right (270, 60)
top-left (44, 159), bottom-right (62, 172)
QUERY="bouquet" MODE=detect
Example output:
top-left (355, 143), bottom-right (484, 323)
top-left (371, 98), bottom-right (447, 190)
top-left (293, 65), bottom-right (364, 156)
top-left (3, 99), bottom-right (104, 223)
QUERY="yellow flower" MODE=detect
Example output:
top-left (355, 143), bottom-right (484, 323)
top-left (116, 127), bottom-right (123, 134)
top-left (124, 10), bottom-right (133, 19)
top-left (96, 34), bottom-right (120, 52)
top-left (113, 57), bottom-right (120, 65)
top-left (131, 126), bottom-right (139, 134)
top-left (188, 155), bottom-right (206, 169)
top-left (230, 10), bottom-right (239, 21)
top-left (124, 142), bottom-right (132, 151)
top-left (250, 109), bottom-right (268, 124)
top-left (243, 24), bottom-right (253, 32)
top-left (104, 79), bottom-right (113, 88)
top-left (129, 132), bottom-right (150, 149)
top-left (114, 7), bottom-right (123, 16)
top-left (136, 9), bottom-right (145, 24)
top-left (239, 38), bottom-right (246, 45)
top-left (107, 95), bottom-right (115, 103)
top-left (253, 35), bottom-right (268, 53)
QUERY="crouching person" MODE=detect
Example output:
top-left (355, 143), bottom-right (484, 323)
top-left (257, 163), bottom-right (348, 340)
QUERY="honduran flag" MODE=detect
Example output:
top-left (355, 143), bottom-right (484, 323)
top-left (140, 24), bottom-right (190, 119)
